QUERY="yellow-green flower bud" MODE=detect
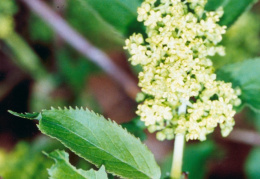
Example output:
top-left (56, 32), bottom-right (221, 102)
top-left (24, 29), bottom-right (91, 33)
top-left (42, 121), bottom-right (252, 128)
top-left (135, 92), bottom-right (146, 103)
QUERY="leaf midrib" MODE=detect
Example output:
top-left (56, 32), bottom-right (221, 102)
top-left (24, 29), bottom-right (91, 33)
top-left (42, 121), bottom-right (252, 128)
top-left (41, 114), bottom-right (152, 178)
top-left (42, 120), bottom-right (142, 176)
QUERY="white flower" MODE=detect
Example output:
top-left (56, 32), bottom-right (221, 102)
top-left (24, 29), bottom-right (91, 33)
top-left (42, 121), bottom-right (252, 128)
top-left (125, 0), bottom-right (241, 141)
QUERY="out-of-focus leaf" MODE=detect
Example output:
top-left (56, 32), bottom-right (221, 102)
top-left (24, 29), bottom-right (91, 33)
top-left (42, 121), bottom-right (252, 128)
top-left (206, 0), bottom-right (257, 27)
top-left (217, 58), bottom-right (260, 112)
top-left (161, 141), bottom-right (215, 179)
top-left (56, 49), bottom-right (100, 93)
top-left (0, 0), bottom-right (17, 16)
top-left (0, 0), bottom-right (17, 39)
top-left (0, 137), bottom-right (62, 179)
top-left (9, 108), bottom-right (161, 179)
top-left (245, 147), bottom-right (260, 179)
top-left (121, 116), bottom-right (147, 141)
top-left (75, 90), bottom-right (102, 114)
top-left (67, 0), bottom-right (125, 49)
top-left (29, 14), bottom-right (53, 42)
top-left (211, 12), bottom-right (260, 69)
top-left (73, 0), bottom-right (141, 35)
top-left (29, 75), bottom-right (67, 112)
top-left (46, 150), bottom-right (108, 179)
top-left (4, 32), bottom-right (47, 80)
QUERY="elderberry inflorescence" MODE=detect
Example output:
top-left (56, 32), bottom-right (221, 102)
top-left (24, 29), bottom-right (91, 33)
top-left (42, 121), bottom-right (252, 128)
top-left (125, 0), bottom-right (241, 141)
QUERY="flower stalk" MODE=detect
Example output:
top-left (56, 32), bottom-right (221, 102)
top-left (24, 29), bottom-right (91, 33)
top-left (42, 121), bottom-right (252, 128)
top-left (170, 102), bottom-right (187, 179)
top-left (171, 133), bottom-right (185, 179)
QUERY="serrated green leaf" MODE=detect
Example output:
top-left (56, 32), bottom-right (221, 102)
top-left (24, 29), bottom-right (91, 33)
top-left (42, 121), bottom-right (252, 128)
top-left (245, 147), bottom-right (260, 179)
top-left (205, 0), bottom-right (257, 27)
top-left (8, 110), bottom-right (41, 120)
top-left (217, 58), bottom-right (260, 112)
top-left (46, 150), bottom-right (108, 179)
top-left (9, 107), bottom-right (161, 179)
top-left (121, 117), bottom-right (147, 141)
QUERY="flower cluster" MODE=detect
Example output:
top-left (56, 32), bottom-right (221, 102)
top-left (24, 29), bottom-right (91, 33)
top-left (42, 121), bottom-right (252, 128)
top-left (124, 0), bottom-right (241, 141)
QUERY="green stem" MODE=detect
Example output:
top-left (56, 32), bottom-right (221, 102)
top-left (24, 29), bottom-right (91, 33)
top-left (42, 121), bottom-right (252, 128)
top-left (170, 133), bottom-right (185, 179)
top-left (171, 101), bottom-right (187, 179)
top-left (4, 32), bottom-right (47, 80)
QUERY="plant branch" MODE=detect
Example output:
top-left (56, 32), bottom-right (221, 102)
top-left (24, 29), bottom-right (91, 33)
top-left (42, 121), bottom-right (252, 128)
top-left (19, 0), bottom-right (140, 99)
top-left (225, 128), bottom-right (260, 146)
top-left (4, 32), bottom-right (47, 80)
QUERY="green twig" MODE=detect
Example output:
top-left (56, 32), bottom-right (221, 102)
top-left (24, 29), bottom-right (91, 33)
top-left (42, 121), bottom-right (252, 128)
top-left (4, 32), bottom-right (47, 80)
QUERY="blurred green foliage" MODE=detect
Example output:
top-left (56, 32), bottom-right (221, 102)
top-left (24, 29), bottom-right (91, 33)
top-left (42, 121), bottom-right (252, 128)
top-left (29, 14), bottom-right (53, 43)
top-left (217, 58), bottom-right (260, 112)
top-left (245, 147), bottom-right (260, 179)
top-left (0, 0), bottom-right (17, 38)
top-left (56, 48), bottom-right (100, 93)
top-left (182, 142), bottom-right (216, 179)
top-left (66, 0), bottom-right (124, 50)
top-left (0, 0), bottom-right (17, 15)
top-left (0, 137), bottom-right (62, 179)
top-left (29, 76), bottom-right (66, 112)
top-left (4, 33), bottom-right (48, 79)
top-left (0, 16), bottom-right (13, 38)
top-left (212, 12), bottom-right (260, 69)
top-left (72, 0), bottom-right (142, 35)
top-left (161, 141), bottom-right (216, 179)
top-left (206, 0), bottom-right (257, 27)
